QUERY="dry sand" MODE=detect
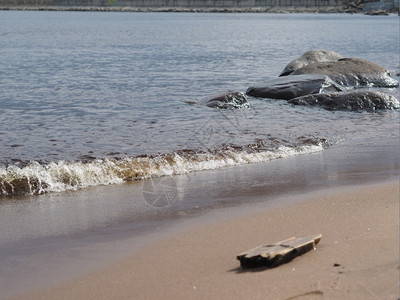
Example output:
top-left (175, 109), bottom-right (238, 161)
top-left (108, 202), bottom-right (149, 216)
top-left (11, 180), bottom-right (399, 300)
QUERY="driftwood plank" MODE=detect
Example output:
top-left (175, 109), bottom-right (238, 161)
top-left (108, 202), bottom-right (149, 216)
top-left (237, 234), bottom-right (322, 269)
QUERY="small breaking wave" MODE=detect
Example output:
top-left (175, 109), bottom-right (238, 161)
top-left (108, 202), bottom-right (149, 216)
top-left (0, 144), bottom-right (323, 197)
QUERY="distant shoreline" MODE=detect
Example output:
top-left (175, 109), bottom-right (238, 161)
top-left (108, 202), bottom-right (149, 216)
top-left (0, 5), bottom-right (357, 13)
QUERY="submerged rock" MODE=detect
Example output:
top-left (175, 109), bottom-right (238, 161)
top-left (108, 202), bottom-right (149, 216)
top-left (196, 92), bottom-right (250, 109)
top-left (288, 90), bottom-right (400, 111)
top-left (290, 58), bottom-right (399, 88)
top-left (279, 50), bottom-right (342, 76)
top-left (246, 74), bottom-right (345, 100)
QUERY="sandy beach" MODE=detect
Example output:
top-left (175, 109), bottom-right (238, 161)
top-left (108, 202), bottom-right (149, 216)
top-left (1, 9), bottom-right (399, 300)
top-left (10, 179), bottom-right (398, 300)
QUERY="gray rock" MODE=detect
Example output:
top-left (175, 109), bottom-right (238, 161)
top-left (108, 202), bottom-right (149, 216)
top-left (197, 92), bottom-right (250, 109)
top-left (279, 50), bottom-right (342, 76)
top-left (288, 90), bottom-right (400, 111)
top-left (291, 58), bottom-right (399, 88)
top-left (246, 74), bottom-right (345, 100)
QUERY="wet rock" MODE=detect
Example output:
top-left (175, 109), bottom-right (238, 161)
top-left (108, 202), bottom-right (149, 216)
top-left (290, 58), bottom-right (399, 88)
top-left (288, 90), bottom-right (400, 111)
top-left (197, 92), bottom-right (249, 109)
top-left (279, 50), bottom-right (342, 76)
top-left (246, 74), bottom-right (345, 100)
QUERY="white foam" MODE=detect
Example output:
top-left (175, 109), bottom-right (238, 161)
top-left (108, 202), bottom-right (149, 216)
top-left (0, 145), bottom-right (323, 196)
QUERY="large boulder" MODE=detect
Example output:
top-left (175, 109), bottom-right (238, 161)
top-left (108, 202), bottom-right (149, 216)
top-left (290, 58), bottom-right (399, 88)
top-left (288, 90), bottom-right (399, 111)
top-left (196, 92), bottom-right (250, 109)
top-left (279, 50), bottom-right (342, 76)
top-left (246, 74), bottom-right (345, 100)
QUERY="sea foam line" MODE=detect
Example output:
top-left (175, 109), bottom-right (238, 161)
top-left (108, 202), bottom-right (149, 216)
top-left (0, 144), bottom-right (323, 197)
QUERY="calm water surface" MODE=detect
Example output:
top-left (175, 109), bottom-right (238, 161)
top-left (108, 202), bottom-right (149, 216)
top-left (0, 12), bottom-right (399, 195)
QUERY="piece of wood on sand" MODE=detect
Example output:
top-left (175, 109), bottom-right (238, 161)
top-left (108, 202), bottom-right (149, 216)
top-left (237, 234), bottom-right (322, 269)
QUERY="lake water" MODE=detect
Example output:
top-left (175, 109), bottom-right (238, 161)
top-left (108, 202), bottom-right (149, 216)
top-left (0, 11), bottom-right (399, 197)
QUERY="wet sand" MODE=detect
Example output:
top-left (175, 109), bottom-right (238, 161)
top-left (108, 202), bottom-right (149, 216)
top-left (1, 137), bottom-right (399, 299)
top-left (9, 179), bottom-right (399, 300)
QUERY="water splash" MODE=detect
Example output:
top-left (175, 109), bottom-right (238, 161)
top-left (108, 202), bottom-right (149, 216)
top-left (0, 144), bottom-right (323, 197)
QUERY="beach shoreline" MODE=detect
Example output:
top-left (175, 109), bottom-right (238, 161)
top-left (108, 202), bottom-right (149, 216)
top-left (1, 9), bottom-right (399, 300)
top-left (1, 134), bottom-right (399, 299)
top-left (7, 178), bottom-right (399, 300)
